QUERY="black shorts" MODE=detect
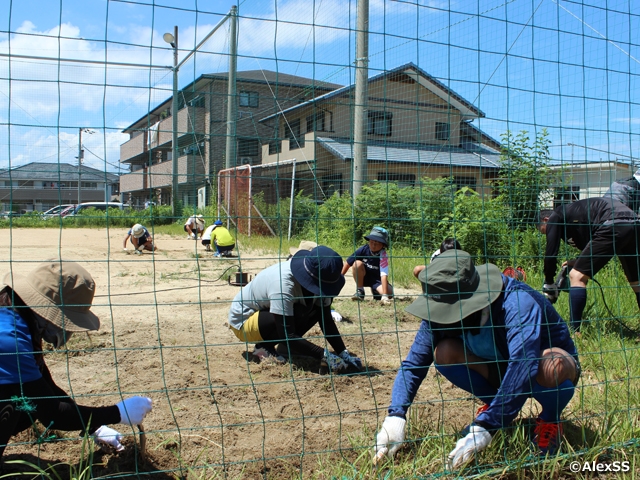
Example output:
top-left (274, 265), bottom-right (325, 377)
top-left (573, 223), bottom-right (639, 283)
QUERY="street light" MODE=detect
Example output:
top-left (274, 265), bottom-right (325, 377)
top-left (164, 26), bottom-right (179, 217)
top-left (78, 128), bottom-right (95, 204)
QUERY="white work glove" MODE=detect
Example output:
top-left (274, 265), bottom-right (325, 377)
top-left (380, 295), bottom-right (391, 306)
top-left (331, 310), bottom-right (343, 322)
top-left (447, 424), bottom-right (492, 470)
top-left (374, 416), bottom-right (406, 462)
top-left (93, 425), bottom-right (124, 451)
top-left (338, 349), bottom-right (363, 371)
top-left (116, 396), bottom-right (153, 425)
top-left (542, 283), bottom-right (559, 304)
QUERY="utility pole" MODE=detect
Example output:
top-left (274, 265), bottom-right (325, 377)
top-left (353, 0), bottom-right (369, 198)
top-left (78, 128), bottom-right (84, 205)
top-left (77, 128), bottom-right (94, 205)
top-left (225, 5), bottom-right (238, 170)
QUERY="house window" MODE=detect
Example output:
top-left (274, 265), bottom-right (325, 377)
top-left (554, 186), bottom-right (579, 209)
top-left (81, 182), bottom-right (98, 189)
top-left (306, 112), bottom-right (326, 132)
top-left (377, 173), bottom-right (416, 188)
top-left (368, 111), bottom-right (392, 136)
top-left (322, 174), bottom-right (343, 196)
top-left (435, 122), bottom-right (450, 141)
top-left (238, 138), bottom-right (260, 157)
top-left (269, 139), bottom-right (281, 155)
top-left (239, 91), bottom-right (259, 108)
top-left (286, 119), bottom-right (304, 149)
top-left (187, 96), bottom-right (205, 108)
top-left (453, 176), bottom-right (477, 191)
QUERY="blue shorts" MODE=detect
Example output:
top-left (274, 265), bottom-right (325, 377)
top-left (362, 274), bottom-right (391, 297)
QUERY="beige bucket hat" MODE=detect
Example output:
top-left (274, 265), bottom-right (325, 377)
top-left (289, 240), bottom-right (318, 256)
top-left (3, 261), bottom-right (100, 332)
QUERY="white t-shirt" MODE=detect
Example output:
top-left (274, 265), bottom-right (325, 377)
top-left (202, 225), bottom-right (215, 241)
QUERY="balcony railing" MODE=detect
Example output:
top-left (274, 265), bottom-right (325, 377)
top-left (120, 106), bottom-right (206, 162)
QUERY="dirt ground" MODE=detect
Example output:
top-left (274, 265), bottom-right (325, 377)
top-left (1, 228), bottom-right (479, 479)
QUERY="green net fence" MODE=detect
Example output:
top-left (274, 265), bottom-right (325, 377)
top-left (2, 0), bottom-right (640, 478)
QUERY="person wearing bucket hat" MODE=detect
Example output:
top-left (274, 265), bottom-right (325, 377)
top-left (123, 223), bottom-right (156, 254)
top-left (374, 250), bottom-right (579, 468)
top-left (538, 197), bottom-right (640, 332)
top-left (342, 226), bottom-right (393, 305)
top-left (228, 246), bottom-right (362, 372)
top-left (202, 220), bottom-right (235, 257)
top-left (0, 261), bottom-right (153, 459)
top-left (603, 167), bottom-right (640, 212)
top-left (184, 214), bottom-right (205, 239)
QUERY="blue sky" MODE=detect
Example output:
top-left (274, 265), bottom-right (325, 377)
top-left (1, 0), bottom-right (640, 173)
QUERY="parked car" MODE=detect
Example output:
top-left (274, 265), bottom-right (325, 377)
top-left (65, 202), bottom-right (130, 217)
top-left (0, 211), bottom-right (20, 220)
top-left (41, 204), bottom-right (75, 219)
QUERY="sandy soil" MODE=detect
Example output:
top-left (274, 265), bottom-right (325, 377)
top-left (1, 228), bottom-right (478, 479)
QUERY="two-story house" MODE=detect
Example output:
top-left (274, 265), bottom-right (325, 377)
top-left (249, 62), bottom-right (502, 204)
top-left (0, 162), bottom-right (119, 213)
top-left (118, 70), bottom-right (341, 208)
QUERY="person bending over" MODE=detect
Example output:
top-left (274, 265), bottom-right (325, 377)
top-left (375, 250), bottom-right (579, 468)
top-left (538, 197), bottom-right (640, 331)
top-left (202, 220), bottom-right (235, 257)
top-left (228, 246), bottom-right (362, 373)
top-left (123, 223), bottom-right (156, 254)
top-left (0, 261), bottom-right (152, 461)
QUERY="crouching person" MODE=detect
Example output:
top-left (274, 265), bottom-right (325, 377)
top-left (227, 246), bottom-right (362, 373)
top-left (375, 250), bottom-right (579, 469)
top-left (0, 261), bottom-right (152, 461)
top-left (123, 223), bottom-right (156, 254)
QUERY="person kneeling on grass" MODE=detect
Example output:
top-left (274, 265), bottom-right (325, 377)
top-left (374, 250), bottom-right (580, 469)
top-left (342, 226), bottom-right (393, 305)
top-left (227, 246), bottom-right (362, 373)
top-left (202, 220), bottom-right (235, 257)
top-left (123, 223), bottom-right (156, 255)
top-left (0, 261), bottom-right (153, 462)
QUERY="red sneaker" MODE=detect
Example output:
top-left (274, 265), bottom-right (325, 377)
top-left (533, 418), bottom-right (563, 455)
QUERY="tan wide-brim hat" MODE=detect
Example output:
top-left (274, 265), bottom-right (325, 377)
top-left (3, 261), bottom-right (100, 332)
top-left (289, 240), bottom-right (318, 256)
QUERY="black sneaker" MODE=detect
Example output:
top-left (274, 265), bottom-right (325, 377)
top-left (352, 288), bottom-right (365, 301)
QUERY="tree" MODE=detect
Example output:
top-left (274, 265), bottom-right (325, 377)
top-left (496, 129), bottom-right (557, 229)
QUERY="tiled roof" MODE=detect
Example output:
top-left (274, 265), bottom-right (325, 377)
top-left (0, 163), bottom-right (119, 182)
top-left (260, 62), bottom-right (484, 122)
top-left (317, 137), bottom-right (501, 169)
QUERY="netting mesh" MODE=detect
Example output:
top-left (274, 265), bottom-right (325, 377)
top-left (2, 0), bottom-right (640, 478)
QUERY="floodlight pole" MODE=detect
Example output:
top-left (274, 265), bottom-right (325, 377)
top-left (353, 0), bottom-right (369, 198)
top-left (170, 26), bottom-right (179, 217)
top-left (166, 8), bottom-right (236, 216)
